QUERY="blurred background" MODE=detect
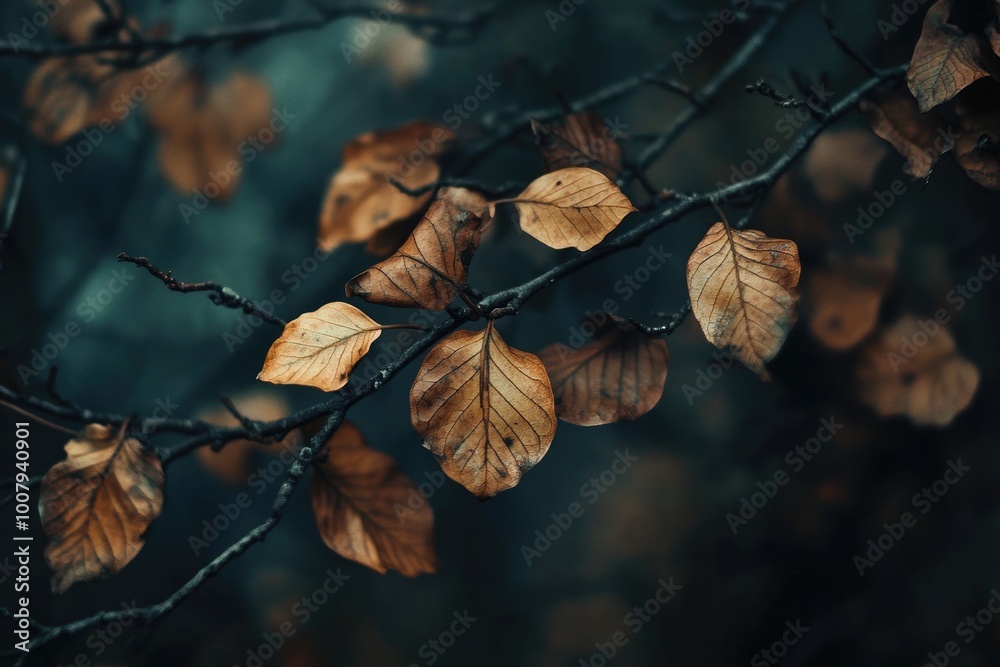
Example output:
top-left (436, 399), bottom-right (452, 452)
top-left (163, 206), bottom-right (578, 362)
top-left (2, 0), bottom-right (1000, 665)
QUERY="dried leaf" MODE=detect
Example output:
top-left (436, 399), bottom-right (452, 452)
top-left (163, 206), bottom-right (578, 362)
top-left (258, 302), bottom-right (389, 392)
top-left (410, 323), bottom-right (557, 499)
top-left (954, 80), bottom-right (1000, 189)
top-left (504, 167), bottom-right (636, 251)
top-left (148, 71), bottom-right (273, 198)
top-left (22, 13), bottom-right (169, 145)
top-left (861, 88), bottom-right (952, 179)
top-left (318, 122), bottom-right (455, 252)
top-left (311, 422), bottom-right (437, 576)
top-left (858, 316), bottom-right (980, 426)
top-left (48, 0), bottom-right (123, 43)
top-left (530, 112), bottom-right (623, 179)
top-left (40, 424), bottom-right (164, 594)
top-left (539, 315), bottom-right (669, 426)
top-left (806, 257), bottom-right (892, 351)
top-left (686, 221), bottom-right (801, 380)
top-left (346, 187), bottom-right (490, 311)
top-left (907, 0), bottom-right (998, 112)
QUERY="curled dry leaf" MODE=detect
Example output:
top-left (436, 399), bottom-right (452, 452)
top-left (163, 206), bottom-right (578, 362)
top-left (40, 424), bottom-right (164, 594)
top-left (503, 167), bottom-right (636, 251)
top-left (861, 88), bottom-right (952, 180)
top-left (148, 70), bottom-right (273, 198)
top-left (907, 0), bottom-right (998, 112)
top-left (311, 422), bottom-right (437, 577)
top-left (318, 121), bottom-right (455, 252)
top-left (530, 112), bottom-right (623, 179)
top-left (686, 221), bottom-right (801, 380)
top-left (858, 316), bottom-right (980, 426)
top-left (953, 80), bottom-right (1000, 190)
top-left (539, 314), bottom-right (669, 426)
top-left (346, 187), bottom-right (490, 311)
top-left (806, 256), bottom-right (892, 351)
top-left (258, 302), bottom-right (388, 392)
top-left (410, 322), bottom-right (557, 499)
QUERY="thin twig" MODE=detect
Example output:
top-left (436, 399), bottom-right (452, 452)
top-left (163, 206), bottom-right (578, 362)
top-left (117, 253), bottom-right (287, 326)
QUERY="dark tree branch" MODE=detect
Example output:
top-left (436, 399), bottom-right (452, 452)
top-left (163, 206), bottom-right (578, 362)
top-left (117, 253), bottom-right (287, 326)
top-left (820, 1), bottom-right (882, 77)
top-left (0, 0), bottom-right (906, 651)
top-left (0, 4), bottom-right (499, 59)
top-left (386, 176), bottom-right (525, 198)
top-left (629, 303), bottom-right (692, 336)
top-left (635, 0), bottom-right (805, 173)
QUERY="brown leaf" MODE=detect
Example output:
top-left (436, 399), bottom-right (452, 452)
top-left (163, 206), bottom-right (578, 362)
top-left (48, 0), bottom-right (123, 43)
top-left (953, 80), bottom-right (1000, 189)
top-left (310, 422), bottom-right (437, 577)
top-left (345, 187), bottom-right (490, 311)
top-left (318, 121), bottom-right (455, 252)
top-left (410, 322), bottom-right (557, 499)
top-left (40, 424), bottom-right (164, 594)
top-left (258, 302), bottom-right (389, 392)
top-left (530, 112), bottom-right (623, 179)
top-left (806, 257), bottom-right (892, 351)
top-left (22, 12), bottom-right (170, 145)
top-left (858, 316), bottom-right (980, 426)
top-left (907, 0), bottom-right (998, 112)
top-left (686, 221), bottom-right (801, 380)
top-left (539, 315), bottom-right (669, 426)
top-left (861, 88), bottom-right (952, 179)
top-left (503, 167), bottom-right (636, 251)
top-left (23, 57), bottom-right (112, 144)
top-left (148, 71), bottom-right (273, 198)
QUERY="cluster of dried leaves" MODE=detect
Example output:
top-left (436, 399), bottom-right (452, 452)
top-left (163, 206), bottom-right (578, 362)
top-left (864, 0), bottom-right (1000, 189)
top-left (29, 0), bottom-right (991, 595)
top-left (21, 0), bottom-right (273, 196)
top-left (263, 114), bottom-right (805, 505)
